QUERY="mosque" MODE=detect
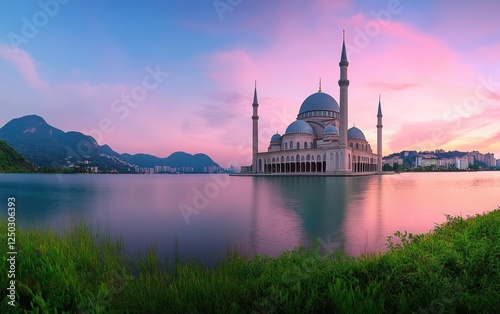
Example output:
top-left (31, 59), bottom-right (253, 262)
top-left (241, 33), bottom-right (383, 175)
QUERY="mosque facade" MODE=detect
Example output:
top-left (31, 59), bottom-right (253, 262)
top-left (242, 34), bottom-right (383, 175)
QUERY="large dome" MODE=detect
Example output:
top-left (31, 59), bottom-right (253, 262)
top-left (299, 92), bottom-right (340, 114)
top-left (348, 126), bottom-right (366, 140)
top-left (285, 120), bottom-right (315, 135)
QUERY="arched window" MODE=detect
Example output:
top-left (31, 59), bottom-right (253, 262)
top-left (290, 141), bottom-right (293, 149)
top-left (297, 142), bottom-right (300, 149)
top-left (304, 142), bottom-right (308, 149)
top-left (356, 143), bottom-right (359, 149)
top-left (285, 143), bottom-right (288, 150)
top-left (350, 142), bottom-right (353, 148)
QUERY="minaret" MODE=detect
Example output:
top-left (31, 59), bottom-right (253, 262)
top-left (377, 95), bottom-right (383, 173)
top-left (338, 30), bottom-right (349, 148)
top-left (252, 81), bottom-right (259, 173)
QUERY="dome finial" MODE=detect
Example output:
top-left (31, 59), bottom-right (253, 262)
top-left (343, 29), bottom-right (345, 41)
top-left (318, 77), bottom-right (322, 92)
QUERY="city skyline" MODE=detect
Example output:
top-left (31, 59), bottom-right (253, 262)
top-left (0, 1), bottom-right (499, 167)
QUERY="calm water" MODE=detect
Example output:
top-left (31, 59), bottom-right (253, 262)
top-left (1, 172), bottom-right (499, 265)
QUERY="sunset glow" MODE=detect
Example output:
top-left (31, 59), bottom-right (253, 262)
top-left (0, 0), bottom-right (499, 167)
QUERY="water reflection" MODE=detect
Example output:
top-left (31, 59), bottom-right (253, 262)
top-left (244, 176), bottom-right (381, 256)
top-left (1, 172), bottom-right (499, 266)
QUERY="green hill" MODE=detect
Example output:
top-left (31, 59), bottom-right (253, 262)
top-left (0, 139), bottom-right (35, 173)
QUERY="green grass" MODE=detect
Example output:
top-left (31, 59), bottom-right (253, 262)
top-left (1, 209), bottom-right (499, 313)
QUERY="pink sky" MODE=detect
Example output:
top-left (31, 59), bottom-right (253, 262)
top-left (0, 1), bottom-right (499, 167)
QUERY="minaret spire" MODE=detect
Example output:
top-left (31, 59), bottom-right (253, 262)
top-left (340, 30), bottom-right (348, 65)
top-left (253, 80), bottom-right (258, 104)
top-left (318, 77), bottom-right (322, 92)
top-left (377, 94), bottom-right (382, 117)
top-left (377, 95), bottom-right (383, 173)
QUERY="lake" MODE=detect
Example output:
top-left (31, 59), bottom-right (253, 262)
top-left (1, 172), bottom-right (499, 266)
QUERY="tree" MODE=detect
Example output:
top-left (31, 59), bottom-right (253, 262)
top-left (393, 163), bottom-right (400, 173)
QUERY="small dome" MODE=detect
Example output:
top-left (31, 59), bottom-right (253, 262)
top-left (270, 133), bottom-right (282, 143)
top-left (285, 120), bottom-right (315, 135)
top-left (323, 125), bottom-right (339, 135)
top-left (299, 92), bottom-right (340, 114)
top-left (348, 126), bottom-right (366, 140)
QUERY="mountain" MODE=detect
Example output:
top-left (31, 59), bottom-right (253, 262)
top-left (0, 115), bottom-right (133, 172)
top-left (0, 115), bottom-right (222, 173)
top-left (121, 151), bottom-right (221, 172)
top-left (0, 140), bottom-right (36, 173)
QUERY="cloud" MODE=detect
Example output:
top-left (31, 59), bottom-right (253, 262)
top-left (0, 45), bottom-right (48, 92)
top-left (181, 91), bottom-right (250, 146)
top-left (367, 82), bottom-right (419, 91)
top-left (477, 44), bottom-right (500, 63)
top-left (388, 104), bottom-right (500, 153)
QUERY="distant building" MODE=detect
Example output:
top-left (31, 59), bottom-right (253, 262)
top-left (384, 156), bottom-right (402, 167)
top-left (496, 159), bottom-right (500, 167)
top-left (437, 158), bottom-right (447, 168)
top-left (415, 156), bottom-right (422, 167)
top-left (460, 156), bottom-right (469, 169)
top-left (485, 153), bottom-right (495, 167)
top-left (421, 158), bottom-right (437, 168)
top-left (454, 157), bottom-right (468, 170)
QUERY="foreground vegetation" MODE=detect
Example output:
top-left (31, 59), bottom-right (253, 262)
top-left (1, 210), bottom-right (499, 313)
top-left (0, 140), bottom-right (35, 173)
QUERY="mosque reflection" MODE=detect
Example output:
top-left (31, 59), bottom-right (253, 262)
top-left (246, 175), bottom-right (383, 256)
